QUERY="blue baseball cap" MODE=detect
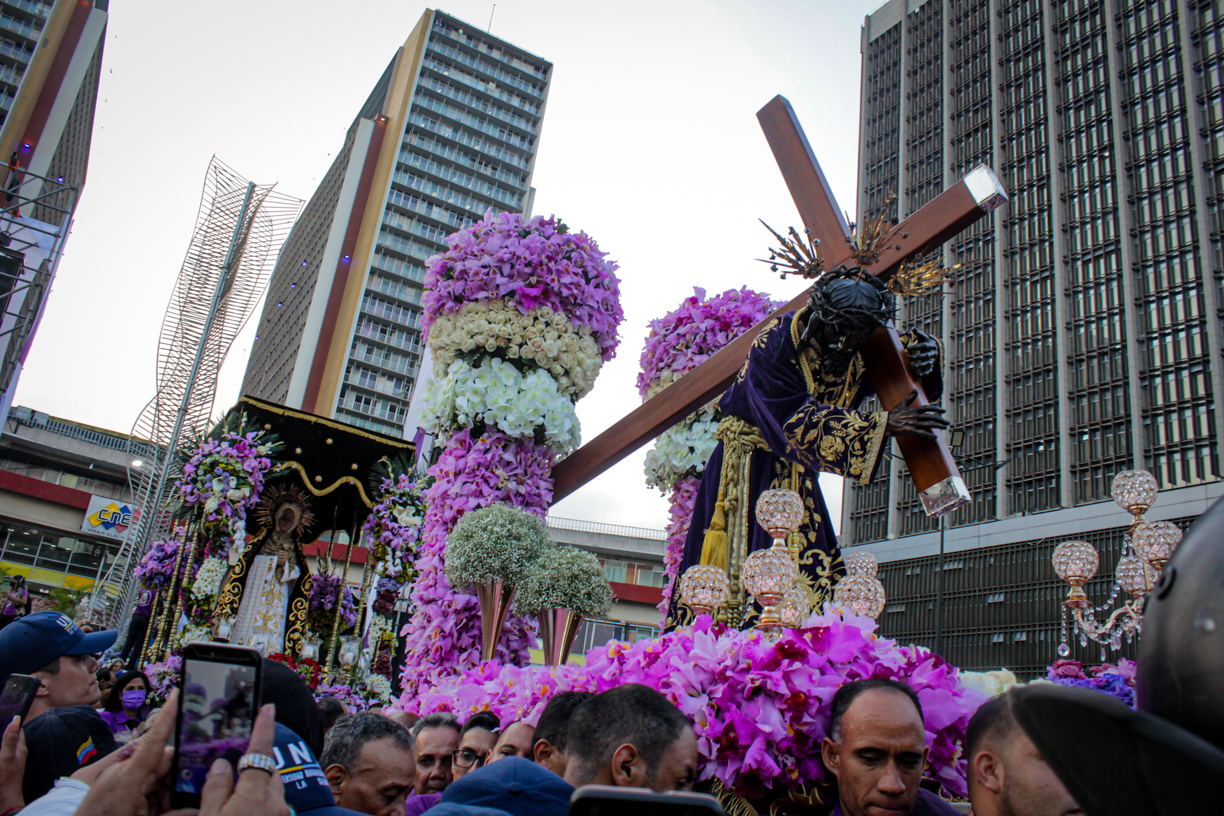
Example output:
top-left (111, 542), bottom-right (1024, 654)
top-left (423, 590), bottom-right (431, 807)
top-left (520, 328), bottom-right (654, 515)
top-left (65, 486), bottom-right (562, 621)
top-left (0, 612), bottom-right (117, 684)
top-left (440, 756), bottom-right (574, 816)
top-left (273, 723), bottom-right (365, 816)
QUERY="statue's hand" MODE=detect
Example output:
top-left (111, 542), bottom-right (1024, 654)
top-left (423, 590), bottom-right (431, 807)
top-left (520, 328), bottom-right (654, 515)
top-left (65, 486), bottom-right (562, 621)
top-left (905, 329), bottom-right (939, 378)
top-left (886, 390), bottom-right (950, 440)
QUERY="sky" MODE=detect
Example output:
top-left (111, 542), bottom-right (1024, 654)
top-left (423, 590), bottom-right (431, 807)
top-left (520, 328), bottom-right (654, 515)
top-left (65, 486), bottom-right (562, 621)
top-left (15, 0), bottom-right (889, 533)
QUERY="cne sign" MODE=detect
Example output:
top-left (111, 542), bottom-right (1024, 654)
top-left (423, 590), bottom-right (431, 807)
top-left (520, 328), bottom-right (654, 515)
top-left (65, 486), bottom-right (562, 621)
top-left (81, 495), bottom-right (141, 541)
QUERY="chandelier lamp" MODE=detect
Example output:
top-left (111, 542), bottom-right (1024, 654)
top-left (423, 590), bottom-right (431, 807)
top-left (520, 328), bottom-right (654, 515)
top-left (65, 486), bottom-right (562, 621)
top-left (1051, 469), bottom-right (1182, 659)
top-left (743, 488), bottom-right (804, 634)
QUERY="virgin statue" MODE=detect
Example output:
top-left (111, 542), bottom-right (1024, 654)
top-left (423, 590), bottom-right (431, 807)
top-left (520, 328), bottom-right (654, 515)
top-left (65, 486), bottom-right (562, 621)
top-left (214, 485), bottom-right (314, 655)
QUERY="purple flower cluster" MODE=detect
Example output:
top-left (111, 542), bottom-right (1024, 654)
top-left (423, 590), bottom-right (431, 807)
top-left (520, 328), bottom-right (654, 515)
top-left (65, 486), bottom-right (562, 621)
top-left (145, 654), bottom-right (182, 703)
top-left (308, 573), bottom-right (358, 630)
top-left (657, 477), bottom-right (700, 620)
top-left (421, 211), bottom-right (624, 362)
top-left (397, 429), bottom-right (551, 699)
top-left (362, 476), bottom-right (426, 586)
top-left (315, 683), bottom-right (370, 714)
top-left (637, 287), bottom-right (779, 398)
top-left (134, 536), bottom-right (183, 590)
top-left (406, 609), bottom-right (984, 800)
top-left (1046, 658), bottom-right (1136, 707)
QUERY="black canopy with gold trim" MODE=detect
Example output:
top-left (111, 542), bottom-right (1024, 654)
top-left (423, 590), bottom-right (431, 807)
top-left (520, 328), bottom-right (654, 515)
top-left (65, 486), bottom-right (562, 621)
top-left (227, 396), bottom-right (416, 545)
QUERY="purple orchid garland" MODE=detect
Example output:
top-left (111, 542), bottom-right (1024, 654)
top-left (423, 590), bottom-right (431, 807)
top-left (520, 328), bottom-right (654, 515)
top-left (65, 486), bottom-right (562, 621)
top-left (400, 212), bottom-right (621, 698)
top-left (404, 608), bottom-right (984, 800)
top-left (638, 288), bottom-right (778, 619)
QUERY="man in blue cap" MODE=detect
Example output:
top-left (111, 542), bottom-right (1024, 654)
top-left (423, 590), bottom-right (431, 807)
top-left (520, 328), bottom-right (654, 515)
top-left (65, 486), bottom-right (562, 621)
top-left (0, 611), bottom-right (120, 802)
top-left (0, 611), bottom-right (117, 721)
top-left (273, 722), bottom-right (366, 816)
top-left (433, 756), bottom-right (573, 816)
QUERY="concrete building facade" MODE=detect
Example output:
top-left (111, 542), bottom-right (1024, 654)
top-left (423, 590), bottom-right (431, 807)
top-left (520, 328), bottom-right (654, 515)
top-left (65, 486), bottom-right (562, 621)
top-left (241, 9), bottom-right (550, 438)
top-left (844, 0), bottom-right (1224, 676)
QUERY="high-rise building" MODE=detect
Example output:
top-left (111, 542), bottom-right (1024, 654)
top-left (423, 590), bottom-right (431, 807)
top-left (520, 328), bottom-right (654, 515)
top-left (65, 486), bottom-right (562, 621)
top-left (843, 0), bottom-right (1223, 675)
top-left (241, 9), bottom-right (550, 437)
top-left (0, 0), bottom-right (107, 420)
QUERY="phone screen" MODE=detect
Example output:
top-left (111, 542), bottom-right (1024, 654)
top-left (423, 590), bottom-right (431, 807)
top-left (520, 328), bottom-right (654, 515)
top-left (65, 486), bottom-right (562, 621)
top-left (0, 674), bottom-right (40, 731)
top-left (174, 653), bottom-right (259, 797)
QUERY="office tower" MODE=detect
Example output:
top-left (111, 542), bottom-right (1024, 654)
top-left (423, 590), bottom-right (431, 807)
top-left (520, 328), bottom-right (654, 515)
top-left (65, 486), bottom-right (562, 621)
top-left (0, 0), bottom-right (107, 419)
top-left (241, 9), bottom-right (550, 437)
top-left (843, 0), bottom-right (1223, 675)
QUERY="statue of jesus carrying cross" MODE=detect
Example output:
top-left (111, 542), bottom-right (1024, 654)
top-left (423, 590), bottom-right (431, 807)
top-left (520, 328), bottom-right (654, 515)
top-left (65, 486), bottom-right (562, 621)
top-left (663, 264), bottom-right (948, 629)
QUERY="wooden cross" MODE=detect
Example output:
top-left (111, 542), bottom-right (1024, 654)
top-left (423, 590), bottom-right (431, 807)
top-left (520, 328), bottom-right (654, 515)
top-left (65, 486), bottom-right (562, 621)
top-left (551, 95), bottom-right (1007, 517)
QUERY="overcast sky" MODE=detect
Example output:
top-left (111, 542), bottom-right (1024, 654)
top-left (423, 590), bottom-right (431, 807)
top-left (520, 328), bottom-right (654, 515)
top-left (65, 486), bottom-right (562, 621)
top-left (15, 0), bottom-right (888, 533)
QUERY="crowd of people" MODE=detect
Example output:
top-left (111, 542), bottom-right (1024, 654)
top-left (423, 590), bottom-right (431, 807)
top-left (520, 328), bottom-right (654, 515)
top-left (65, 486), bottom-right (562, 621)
top-left (1, 533), bottom-right (1220, 816)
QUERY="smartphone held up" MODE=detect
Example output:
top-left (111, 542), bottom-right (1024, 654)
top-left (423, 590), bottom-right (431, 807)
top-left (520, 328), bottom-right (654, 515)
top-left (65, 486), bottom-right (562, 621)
top-left (0, 673), bottom-right (40, 732)
top-left (170, 642), bottom-right (263, 809)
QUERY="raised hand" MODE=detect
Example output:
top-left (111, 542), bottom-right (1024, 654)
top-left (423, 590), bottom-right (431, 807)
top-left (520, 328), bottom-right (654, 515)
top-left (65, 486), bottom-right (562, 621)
top-left (905, 329), bottom-right (940, 378)
top-left (194, 703), bottom-right (289, 816)
top-left (0, 714), bottom-right (27, 814)
top-left (885, 389), bottom-right (950, 440)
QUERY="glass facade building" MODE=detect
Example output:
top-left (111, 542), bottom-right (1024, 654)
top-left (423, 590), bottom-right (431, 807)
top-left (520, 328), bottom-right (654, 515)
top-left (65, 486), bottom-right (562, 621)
top-left (242, 10), bottom-right (550, 438)
top-left (844, 0), bottom-right (1224, 675)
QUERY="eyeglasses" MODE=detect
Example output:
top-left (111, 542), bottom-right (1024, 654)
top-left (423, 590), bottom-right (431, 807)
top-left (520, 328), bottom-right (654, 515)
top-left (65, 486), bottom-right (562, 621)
top-left (452, 748), bottom-right (486, 770)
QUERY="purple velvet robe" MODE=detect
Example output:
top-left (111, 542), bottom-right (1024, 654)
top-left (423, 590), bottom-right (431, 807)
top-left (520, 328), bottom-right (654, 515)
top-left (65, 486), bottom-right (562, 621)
top-left (664, 309), bottom-right (940, 630)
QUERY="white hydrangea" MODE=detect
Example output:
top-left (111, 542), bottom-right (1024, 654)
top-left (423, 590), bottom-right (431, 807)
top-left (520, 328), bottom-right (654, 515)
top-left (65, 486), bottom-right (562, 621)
top-left (366, 673), bottom-right (393, 704)
top-left (191, 557), bottom-right (228, 601)
top-left (644, 410), bottom-right (719, 490)
top-left (424, 357), bottom-right (581, 453)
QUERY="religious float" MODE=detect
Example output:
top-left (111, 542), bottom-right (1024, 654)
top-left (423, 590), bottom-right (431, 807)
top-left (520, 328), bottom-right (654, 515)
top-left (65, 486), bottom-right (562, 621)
top-left (130, 93), bottom-right (1030, 814)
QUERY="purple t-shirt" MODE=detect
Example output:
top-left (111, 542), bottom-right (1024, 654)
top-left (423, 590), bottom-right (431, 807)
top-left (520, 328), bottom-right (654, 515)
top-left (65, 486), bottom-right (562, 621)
top-left (133, 588), bottom-right (154, 616)
top-left (405, 792), bottom-right (441, 816)
top-left (3, 587), bottom-right (27, 616)
top-left (99, 706), bottom-right (150, 737)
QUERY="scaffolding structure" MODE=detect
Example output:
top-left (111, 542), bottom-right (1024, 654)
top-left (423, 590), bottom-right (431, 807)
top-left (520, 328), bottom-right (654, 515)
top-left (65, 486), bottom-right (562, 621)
top-left (91, 157), bottom-right (302, 626)
top-left (0, 163), bottom-right (79, 420)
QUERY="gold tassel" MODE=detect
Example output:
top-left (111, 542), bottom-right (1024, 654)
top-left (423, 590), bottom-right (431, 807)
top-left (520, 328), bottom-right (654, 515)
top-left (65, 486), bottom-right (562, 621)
top-left (699, 488), bottom-right (729, 570)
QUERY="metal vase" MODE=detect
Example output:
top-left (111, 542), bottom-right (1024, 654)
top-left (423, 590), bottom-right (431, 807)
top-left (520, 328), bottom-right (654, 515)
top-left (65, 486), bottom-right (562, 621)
top-left (537, 608), bottom-right (585, 667)
top-left (473, 579), bottom-right (516, 663)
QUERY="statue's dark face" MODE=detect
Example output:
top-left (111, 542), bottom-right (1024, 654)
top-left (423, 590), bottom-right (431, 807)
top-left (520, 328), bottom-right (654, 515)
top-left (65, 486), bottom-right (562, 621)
top-left (803, 277), bottom-right (890, 378)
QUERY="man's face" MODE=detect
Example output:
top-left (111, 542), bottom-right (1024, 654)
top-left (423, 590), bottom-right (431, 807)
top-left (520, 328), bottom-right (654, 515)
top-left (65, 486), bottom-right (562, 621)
top-left (333, 738), bottom-right (415, 816)
top-left (997, 731), bottom-right (1081, 816)
top-left (452, 727), bottom-right (496, 779)
top-left (822, 689), bottom-right (929, 816)
top-left (648, 727), bottom-right (698, 792)
top-left (35, 654), bottom-right (100, 708)
top-left (488, 722), bottom-right (534, 763)
top-left (413, 726), bottom-right (459, 794)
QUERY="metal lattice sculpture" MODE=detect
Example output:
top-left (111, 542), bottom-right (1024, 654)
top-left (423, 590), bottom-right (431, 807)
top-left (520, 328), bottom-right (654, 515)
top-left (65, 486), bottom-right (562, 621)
top-left (91, 158), bottom-right (302, 625)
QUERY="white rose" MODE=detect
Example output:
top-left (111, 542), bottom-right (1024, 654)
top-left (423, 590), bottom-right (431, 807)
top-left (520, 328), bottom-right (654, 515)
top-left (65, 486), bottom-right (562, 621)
top-left (538, 305), bottom-right (553, 319)
top-left (542, 340), bottom-right (559, 357)
top-left (529, 337), bottom-right (545, 352)
top-left (506, 345), bottom-right (520, 359)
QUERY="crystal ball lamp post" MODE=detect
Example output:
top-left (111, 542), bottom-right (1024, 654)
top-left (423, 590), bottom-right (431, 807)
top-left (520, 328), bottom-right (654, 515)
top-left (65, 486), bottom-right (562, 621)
top-left (1051, 469), bottom-right (1183, 658)
top-left (834, 551), bottom-right (886, 618)
top-left (743, 488), bottom-right (804, 634)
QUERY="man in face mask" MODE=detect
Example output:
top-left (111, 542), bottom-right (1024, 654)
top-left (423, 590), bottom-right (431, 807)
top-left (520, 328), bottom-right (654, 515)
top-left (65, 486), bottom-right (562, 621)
top-left (664, 267), bottom-right (948, 631)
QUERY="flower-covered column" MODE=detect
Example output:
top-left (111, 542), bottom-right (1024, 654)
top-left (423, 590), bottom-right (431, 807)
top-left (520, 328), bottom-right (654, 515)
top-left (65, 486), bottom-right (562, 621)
top-left (399, 211), bottom-right (622, 697)
top-left (361, 475), bottom-right (426, 680)
top-left (637, 288), bottom-right (778, 621)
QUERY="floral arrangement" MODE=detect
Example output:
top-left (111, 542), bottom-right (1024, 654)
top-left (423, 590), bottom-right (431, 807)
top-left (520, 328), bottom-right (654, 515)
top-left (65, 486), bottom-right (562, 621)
top-left (145, 654), bottom-right (181, 703)
top-left (637, 287), bottom-right (779, 400)
top-left (365, 674), bottom-right (393, 705)
top-left (133, 536), bottom-right (183, 590)
top-left (422, 211), bottom-right (623, 364)
top-left (423, 358), bottom-right (581, 453)
top-left (637, 288), bottom-right (778, 621)
top-left (308, 572), bottom-right (358, 633)
top-left (315, 683), bottom-right (370, 714)
top-left (1046, 658), bottom-right (1136, 707)
top-left (268, 652), bottom-right (323, 690)
top-left (644, 410), bottom-right (720, 490)
top-left (401, 212), bottom-right (622, 699)
top-left (361, 474), bottom-right (427, 676)
top-left (407, 608), bottom-right (984, 801)
top-left (659, 478), bottom-right (700, 617)
top-left (178, 430), bottom-right (277, 557)
top-left (516, 546), bottom-right (613, 618)
top-left (427, 300), bottom-right (604, 399)
top-left (190, 557), bottom-right (227, 602)
top-left (443, 504), bottom-right (553, 590)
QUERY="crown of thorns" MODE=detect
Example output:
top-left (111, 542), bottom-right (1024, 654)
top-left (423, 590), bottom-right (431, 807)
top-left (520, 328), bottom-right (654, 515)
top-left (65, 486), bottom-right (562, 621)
top-left (807, 266), bottom-right (898, 332)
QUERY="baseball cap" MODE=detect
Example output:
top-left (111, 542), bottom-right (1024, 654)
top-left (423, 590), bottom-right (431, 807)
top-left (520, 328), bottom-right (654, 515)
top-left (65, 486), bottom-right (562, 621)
top-left (273, 723), bottom-right (365, 816)
top-left (22, 705), bottom-right (117, 802)
top-left (0, 612), bottom-right (117, 684)
top-left (439, 756), bottom-right (573, 816)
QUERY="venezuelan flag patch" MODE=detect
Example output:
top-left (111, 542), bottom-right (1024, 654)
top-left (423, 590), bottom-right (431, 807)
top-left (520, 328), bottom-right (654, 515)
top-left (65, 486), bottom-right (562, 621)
top-left (77, 736), bottom-right (96, 764)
